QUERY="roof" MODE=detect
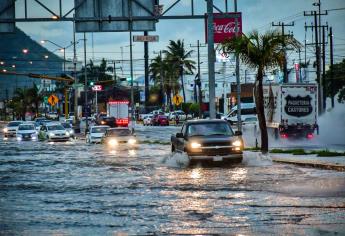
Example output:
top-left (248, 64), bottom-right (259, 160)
top-left (185, 119), bottom-right (228, 124)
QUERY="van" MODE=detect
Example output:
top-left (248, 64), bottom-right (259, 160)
top-left (222, 103), bottom-right (256, 124)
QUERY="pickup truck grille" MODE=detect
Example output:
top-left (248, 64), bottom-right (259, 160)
top-left (201, 148), bottom-right (233, 156)
top-left (202, 142), bottom-right (230, 147)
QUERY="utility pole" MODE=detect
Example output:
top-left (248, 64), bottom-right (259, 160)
top-left (73, 14), bottom-right (80, 132)
top-left (190, 40), bottom-right (206, 118)
top-left (272, 21), bottom-right (294, 83)
top-left (144, 31), bottom-right (150, 109)
top-left (329, 26), bottom-right (334, 108)
top-left (113, 61), bottom-right (117, 82)
top-left (235, 0), bottom-right (242, 132)
top-left (83, 32), bottom-right (88, 133)
top-left (207, 0), bottom-right (216, 119)
top-left (321, 24), bottom-right (328, 110)
top-left (129, 1), bottom-right (135, 131)
top-left (304, 5), bottom-right (328, 115)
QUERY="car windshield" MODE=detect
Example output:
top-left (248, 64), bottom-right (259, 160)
top-left (107, 129), bottom-right (131, 136)
top-left (18, 125), bottom-right (35, 130)
top-left (8, 121), bottom-right (22, 127)
top-left (47, 125), bottom-right (65, 131)
top-left (91, 127), bottom-right (108, 133)
top-left (159, 116), bottom-right (167, 119)
top-left (245, 117), bottom-right (257, 122)
top-left (187, 122), bottom-right (234, 136)
top-left (61, 123), bottom-right (72, 128)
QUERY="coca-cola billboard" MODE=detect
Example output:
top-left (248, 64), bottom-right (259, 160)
top-left (205, 12), bottom-right (242, 43)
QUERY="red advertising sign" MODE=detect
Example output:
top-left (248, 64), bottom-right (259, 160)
top-left (205, 12), bottom-right (242, 43)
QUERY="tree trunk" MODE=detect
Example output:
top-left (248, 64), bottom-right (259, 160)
top-left (180, 66), bottom-right (186, 102)
top-left (255, 68), bottom-right (269, 153)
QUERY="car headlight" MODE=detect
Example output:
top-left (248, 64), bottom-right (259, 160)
top-left (65, 132), bottom-right (70, 136)
top-left (232, 140), bottom-right (242, 147)
top-left (190, 142), bottom-right (201, 149)
top-left (101, 121), bottom-right (106, 124)
top-left (48, 132), bottom-right (55, 137)
top-left (3, 128), bottom-right (8, 133)
top-left (128, 138), bottom-right (136, 145)
top-left (108, 139), bottom-right (118, 146)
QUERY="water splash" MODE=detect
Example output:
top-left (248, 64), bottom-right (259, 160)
top-left (161, 152), bottom-right (190, 168)
top-left (242, 151), bottom-right (272, 167)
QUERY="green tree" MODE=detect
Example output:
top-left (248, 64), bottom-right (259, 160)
top-left (28, 83), bottom-right (44, 116)
top-left (219, 30), bottom-right (300, 153)
top-left (150, 54), bottom-right (180, 109)
top-left (189, 103), bottom-right (200, 117)
top-left (12, 87), bottom-right (32, 120)
top-left (164, 39), bottom-right (196, 102)
top-left (324, 59), bottom-right (345, 103)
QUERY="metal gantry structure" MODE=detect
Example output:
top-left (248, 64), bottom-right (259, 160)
top-left (0, 0), bottom-right (239, 121)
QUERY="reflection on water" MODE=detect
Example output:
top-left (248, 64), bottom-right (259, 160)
top-left (0, 137), bottom-right (345, 235)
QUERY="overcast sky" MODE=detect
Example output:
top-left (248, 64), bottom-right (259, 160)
top-left (13, 0), bottom-right (345, 77)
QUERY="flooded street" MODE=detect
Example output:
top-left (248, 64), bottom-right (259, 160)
top-left (1, 126), bottom-right (345, 235)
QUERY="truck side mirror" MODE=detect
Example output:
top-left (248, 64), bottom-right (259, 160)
top-left (176, 132), bottom-right (184, 138)
top-left (235, 131), bottom-right (242, 136)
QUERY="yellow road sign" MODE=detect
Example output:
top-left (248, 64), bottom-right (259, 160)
top-left (48, 94), bottom-right (59, 106)
top-left (172, 94), bottom-right (183, 106)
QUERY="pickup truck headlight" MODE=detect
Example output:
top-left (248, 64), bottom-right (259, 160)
top-left (108, 138), bottom-right (118, 146)
top-left (128, 138), bottom-right (136, 145)
top-left (190, 142), bottom-right (201, 149)
top-left (232, 140), bottom-right (242, 147)
top-left (3, 128), bottom-right (8, 133)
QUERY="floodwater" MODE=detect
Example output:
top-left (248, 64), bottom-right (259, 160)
top-left (1, 126), bottom-right (345, 235)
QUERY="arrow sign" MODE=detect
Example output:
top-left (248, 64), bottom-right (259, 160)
top-left (48, 94), bottom-right (59, 106)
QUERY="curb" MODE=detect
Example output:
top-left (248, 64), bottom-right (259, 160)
top-left (272, 158), bottom-right (345, 172)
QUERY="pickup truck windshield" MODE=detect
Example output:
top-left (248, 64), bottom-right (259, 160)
top-left (107, 129), bottom-right (131, 136)
top-left (187, 123), bottom-right (233, 136)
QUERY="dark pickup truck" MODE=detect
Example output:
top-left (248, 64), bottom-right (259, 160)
top-left (171, 119), bottom-right (243, 164)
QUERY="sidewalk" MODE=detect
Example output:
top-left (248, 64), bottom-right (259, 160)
top-left (270, 153), bottom-right (345, 171)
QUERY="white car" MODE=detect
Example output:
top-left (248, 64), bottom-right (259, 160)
top-left (86, 125), bottom-right (109, 143)
top-left (102, 128), bottom-right (138, 149)
top-left (169, 110), bottom-right (192, 121)
top-left (143, 114), bottom-right (153, 126)
top-left (3, 121), bottom-right (23, 137)
top-left (16, 123), bottom-right (38, 141)
top-left (61, 122), bottom-right (75, 138)
top-left (39, 123), bottom-right (70, 141)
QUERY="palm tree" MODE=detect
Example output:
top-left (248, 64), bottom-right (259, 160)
top-left (219, 30), bottom-right (300, 153)
top-left (13, 87), bottom-right (31, 120)
top-left (150, 54), bottom-right (181, 109)
top-left (28, 83), bottom-right (44, 116)
top-left (150, 54), bottom-right (166, 105)
top-left (164, 40), bottom-right (196, 102)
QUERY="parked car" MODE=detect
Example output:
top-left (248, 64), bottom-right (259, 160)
top-left (97, 116), bottom-right (115, 127)
top-left (202, 111), bottom-right (224, 119)
top-left (16, 123), bottom-right (38, 141)
top-left (39, 122), bottom-right (70, 142)
top-left (152, 114), bottom-right (169, 126)
top-left (46, 112), bottom-right (58, 120)
top-left (171, 119), bottom-right (243, 165)
top-left (86, 125), bottom-right (110, 143)
top-left (169, 110), bottom-right (192, 121)
top-left (143, 114), bottom-right (154, 126)
top-left (3, 121), bottom-right (23, 137)
top-left (102, 128), bottom-right (138, 149)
